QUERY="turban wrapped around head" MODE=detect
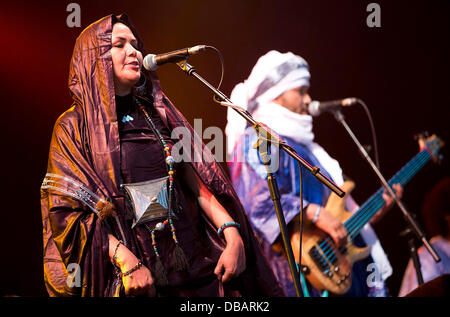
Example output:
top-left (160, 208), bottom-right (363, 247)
top-left (226, 50), bottom-right (310, 155)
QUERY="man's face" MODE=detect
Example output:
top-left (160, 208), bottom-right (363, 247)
top-left (273, 86), bottom-right (311, 115)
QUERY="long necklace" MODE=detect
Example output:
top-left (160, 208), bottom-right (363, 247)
top-left (134, 97), bottom-right (189, 286)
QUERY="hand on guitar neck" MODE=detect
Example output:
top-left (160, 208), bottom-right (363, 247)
top-left (372, 183), bottom-right (403, 224)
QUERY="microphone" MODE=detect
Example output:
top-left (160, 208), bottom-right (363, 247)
top-left (143, 45), bottom-right (207, 71)
top-left (308, 98), bottom-right (358, 116)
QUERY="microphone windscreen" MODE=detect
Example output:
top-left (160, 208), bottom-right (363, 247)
top-left (308, 101), bottom-right (321, 117)
top-left (143, 54), bottom-right (157, 71)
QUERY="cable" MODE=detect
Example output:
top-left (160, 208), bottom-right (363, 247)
top-left (356, 98), bottom-right (381, 170)
top-left (204, 45), bottom-right (225, 104)
top-left (297, 161), bottom-right (308, 297)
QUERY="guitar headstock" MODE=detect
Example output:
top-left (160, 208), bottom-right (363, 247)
top-left (415, 132), bottom-right (445, 163)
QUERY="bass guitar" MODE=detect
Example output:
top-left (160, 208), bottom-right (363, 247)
top-left (280, 133), bottom-right (444, 295)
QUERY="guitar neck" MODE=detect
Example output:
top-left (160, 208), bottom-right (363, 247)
top-left (344, 149), bottom-right (431, 240)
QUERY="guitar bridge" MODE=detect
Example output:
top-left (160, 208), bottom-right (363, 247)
top-left (309, 238), bottom-right (342, 279)
top-left (308, 246), bottom-right (331, 276)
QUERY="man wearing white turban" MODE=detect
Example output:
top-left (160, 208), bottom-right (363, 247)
top-left (226, 50), bottom-right (401, 297)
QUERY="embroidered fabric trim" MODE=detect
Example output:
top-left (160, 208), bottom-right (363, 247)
top-left (41, 173), bottom-right (106, 215)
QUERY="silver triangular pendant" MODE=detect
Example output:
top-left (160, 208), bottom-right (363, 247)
top-left (121, 176), bottom-right (175, 228)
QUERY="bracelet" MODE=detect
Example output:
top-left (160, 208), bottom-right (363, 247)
top-left (217, 222), bottom-right (240, 237)
top-left (120, 261), bottom-right (143, 278)
top-left (312, 206), bottom-right (322, 224)
top-left (112, 240), bottom-right (123, 267)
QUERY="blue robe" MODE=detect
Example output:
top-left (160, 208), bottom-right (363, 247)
top-left (228, 126), bottom-right (383, 297)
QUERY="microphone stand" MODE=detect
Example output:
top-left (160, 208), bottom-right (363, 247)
top-left (400, 228), bottom-right (424, 286)
top-left (333, 110), bottom-right (441, 263)
top-left (176, 60), bottom-right (346, 297)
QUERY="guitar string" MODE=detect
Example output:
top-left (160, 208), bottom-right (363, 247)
top-left (320, 151), bottom-right (429, 263)
top-left (318, 151), bottom-right (429, 263)
top-left (328, 150), bottom-right (429, 259)
top-left (346, 150), bottom-right (429, 237)
top-left (316, 151), bottom-right (426, 260)
top-left (346, 150), bottom-right (429, 236)
top-left (313, 140), bottom-right (438, 267)
top-left (316, 150), bottom-right (430, 264)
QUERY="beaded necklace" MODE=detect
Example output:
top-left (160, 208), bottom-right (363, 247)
top-left (134, 97), bottom-right (189, 286)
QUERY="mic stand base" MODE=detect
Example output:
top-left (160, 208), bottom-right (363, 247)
top-left (400, 228), bottom-right (425, 286)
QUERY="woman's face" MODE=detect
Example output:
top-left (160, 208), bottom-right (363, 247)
top-left (111, 23), bottom-right (143, 96)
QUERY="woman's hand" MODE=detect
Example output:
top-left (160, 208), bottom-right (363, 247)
top-left (214, 227), bottom-right (246, 283)
top-left (109, 234), bottom-right (155, 296)
top-left (120, 257), bottom-right (155, 297)
top-left (182, 164), bottom-right (247, 283)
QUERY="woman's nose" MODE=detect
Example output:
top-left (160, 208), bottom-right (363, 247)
top-left (127, 44), bottom-right (138, 57)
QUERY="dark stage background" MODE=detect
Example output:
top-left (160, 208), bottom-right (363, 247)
top-left (1, 0), bottom-right (449, 297)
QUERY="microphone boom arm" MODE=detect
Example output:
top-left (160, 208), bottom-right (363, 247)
top-left (175, 60), bottom-right (346, 297)
top-left (176, 61), bottom-right (345, 197)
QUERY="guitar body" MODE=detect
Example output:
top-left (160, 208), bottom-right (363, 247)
top-left (292, 181), bottom-right (371, 295)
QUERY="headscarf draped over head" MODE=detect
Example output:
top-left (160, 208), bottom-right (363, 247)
top-left (226, 50), bottom-right (310, 155)
top-left (41, 14), bottom-right (284, 297)
top-left (41, 13), bottom-right (161, 297)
